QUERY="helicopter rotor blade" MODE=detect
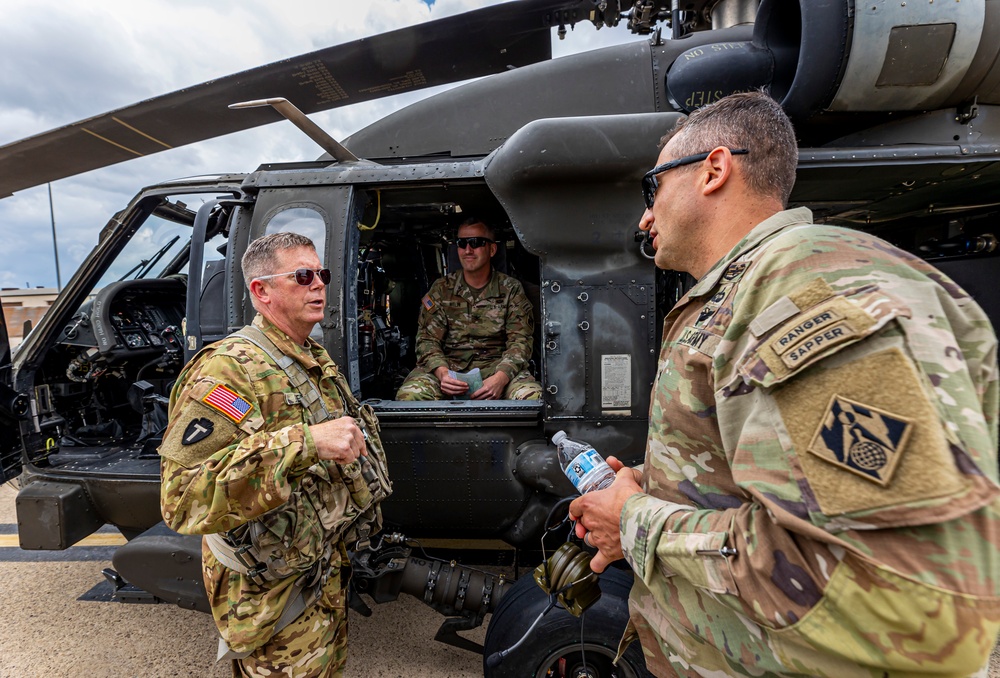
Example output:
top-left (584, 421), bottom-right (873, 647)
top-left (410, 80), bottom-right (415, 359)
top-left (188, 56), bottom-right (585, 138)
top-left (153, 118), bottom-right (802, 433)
top-left (0, 0), bottom-right (604, 198)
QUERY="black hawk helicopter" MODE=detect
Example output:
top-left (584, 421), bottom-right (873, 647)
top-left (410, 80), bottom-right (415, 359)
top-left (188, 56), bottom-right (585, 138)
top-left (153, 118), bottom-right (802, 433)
top-left (2, 1), bottom-right (999, 675)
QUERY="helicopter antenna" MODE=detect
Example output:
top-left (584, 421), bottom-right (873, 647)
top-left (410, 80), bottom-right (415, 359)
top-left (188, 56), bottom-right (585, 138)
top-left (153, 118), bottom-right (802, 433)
top-left (229, 97), bottom-right (359, 163)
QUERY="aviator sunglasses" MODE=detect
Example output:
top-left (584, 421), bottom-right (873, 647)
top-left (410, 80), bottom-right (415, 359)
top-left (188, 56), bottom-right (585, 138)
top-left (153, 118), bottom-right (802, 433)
top-left (455, 236), bottom-right (495, 249)
top-left (254, 268), bottom-right (332, 286)
top-left (641, 148), bottom-right (749, 209)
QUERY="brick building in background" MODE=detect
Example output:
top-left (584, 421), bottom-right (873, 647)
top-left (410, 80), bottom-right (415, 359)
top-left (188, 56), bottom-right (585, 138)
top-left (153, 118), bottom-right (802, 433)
top-left (1, 288), bottom-right (57, 348)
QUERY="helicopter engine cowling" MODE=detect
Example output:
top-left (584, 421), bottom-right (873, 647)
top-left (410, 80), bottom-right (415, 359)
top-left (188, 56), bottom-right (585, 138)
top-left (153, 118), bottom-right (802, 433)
top-left (664, 0), bottom-right (1000, 122)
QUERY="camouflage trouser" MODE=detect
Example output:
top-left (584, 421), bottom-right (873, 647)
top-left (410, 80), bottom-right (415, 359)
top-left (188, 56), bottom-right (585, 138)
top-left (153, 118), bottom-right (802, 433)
top-left (395, 367), bottom-right (542, 400)
top-left (232, 583), bottom-right (348, 678)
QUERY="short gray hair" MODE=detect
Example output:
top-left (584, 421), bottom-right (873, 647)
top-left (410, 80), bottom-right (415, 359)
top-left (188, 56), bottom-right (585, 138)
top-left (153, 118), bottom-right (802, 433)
top-left (662, 91), bottom-right (798, 206)
top-left (241, 232), bottom-right (316, 286)
top-left (457, 217), bottom-right (495, 241)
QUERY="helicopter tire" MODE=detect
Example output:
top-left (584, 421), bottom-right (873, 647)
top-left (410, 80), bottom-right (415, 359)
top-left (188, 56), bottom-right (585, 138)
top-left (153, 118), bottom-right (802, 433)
top-left (483, 566), bottom-right (649, 678)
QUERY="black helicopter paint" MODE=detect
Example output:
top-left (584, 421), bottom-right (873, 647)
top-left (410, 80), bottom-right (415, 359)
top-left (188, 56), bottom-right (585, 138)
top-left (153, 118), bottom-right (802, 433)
top-left (2, 1), bottom-right (1000, 675)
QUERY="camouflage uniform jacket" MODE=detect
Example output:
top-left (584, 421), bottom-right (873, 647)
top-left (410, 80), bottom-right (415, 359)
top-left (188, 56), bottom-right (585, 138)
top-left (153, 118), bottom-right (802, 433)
top-left (415, 269), bottom-right (534, 380)
top-left (619, 208), bottom-right (1000, 676)
top-left (159, 314), bottom-right (362, 654)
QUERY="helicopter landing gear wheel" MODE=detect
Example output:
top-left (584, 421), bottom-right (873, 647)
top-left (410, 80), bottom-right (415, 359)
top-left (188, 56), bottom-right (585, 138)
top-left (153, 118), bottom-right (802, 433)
top-left (483, 567), bottom-right (649, 678)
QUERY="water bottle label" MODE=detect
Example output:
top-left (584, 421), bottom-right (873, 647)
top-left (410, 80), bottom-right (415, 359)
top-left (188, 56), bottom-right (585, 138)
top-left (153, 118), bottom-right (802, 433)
top-left (563, 448), bottom-right (612, 493)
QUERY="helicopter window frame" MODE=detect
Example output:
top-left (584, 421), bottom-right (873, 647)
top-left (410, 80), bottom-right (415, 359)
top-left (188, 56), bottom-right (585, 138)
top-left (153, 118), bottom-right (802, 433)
top-left (261, 203), bottom-right (329, 258)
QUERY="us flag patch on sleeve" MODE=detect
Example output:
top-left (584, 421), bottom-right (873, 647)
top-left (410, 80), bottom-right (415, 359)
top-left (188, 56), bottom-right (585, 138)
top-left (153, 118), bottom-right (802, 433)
top-left (422, 295), bottom-right (436, 311)
top-left (202, 384), bottom-right (252, 423)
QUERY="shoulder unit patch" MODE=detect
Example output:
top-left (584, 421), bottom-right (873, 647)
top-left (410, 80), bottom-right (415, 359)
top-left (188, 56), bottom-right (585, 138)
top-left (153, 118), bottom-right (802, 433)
top-left (202, 384), bottom-right (252, 424)
top-left (807, 394), bottom-right (913, 486)
top-left (182, 417), bottom-right (215, 445)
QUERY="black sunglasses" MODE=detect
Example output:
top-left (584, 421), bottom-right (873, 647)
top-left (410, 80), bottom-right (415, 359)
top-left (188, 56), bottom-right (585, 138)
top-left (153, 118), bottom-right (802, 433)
top-left (456, 236), bottom-right (495, 250)
top-left (254, 268), bottom-right (332, 286)
top-left (641, 148), bottom-right (749, 209)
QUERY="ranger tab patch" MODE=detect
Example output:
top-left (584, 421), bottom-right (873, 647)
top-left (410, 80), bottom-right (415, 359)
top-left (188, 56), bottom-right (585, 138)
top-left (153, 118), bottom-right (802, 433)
top-left (808, 395), bottom-right (913, 486)
top-left (202, 384), bottom-right (252, 424)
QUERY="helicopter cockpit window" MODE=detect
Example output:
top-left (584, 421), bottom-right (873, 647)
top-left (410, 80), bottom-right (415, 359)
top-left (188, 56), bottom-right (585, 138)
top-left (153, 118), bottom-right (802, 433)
top-left (263, 206), bottom-right (327, 256)
top-left (93, 193), bottom-right (228, 290)
top-left (95, 218), bottom-right (188, 289)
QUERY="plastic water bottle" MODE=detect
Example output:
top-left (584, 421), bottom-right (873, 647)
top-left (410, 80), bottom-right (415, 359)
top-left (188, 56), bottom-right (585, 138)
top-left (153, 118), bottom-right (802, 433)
top-left (553, 430), bottom-right (615, 494)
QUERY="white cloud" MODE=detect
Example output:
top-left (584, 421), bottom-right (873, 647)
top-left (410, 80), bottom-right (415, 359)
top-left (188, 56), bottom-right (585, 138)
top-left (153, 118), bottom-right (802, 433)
top-left (0, 0), bottom-right (639, 289)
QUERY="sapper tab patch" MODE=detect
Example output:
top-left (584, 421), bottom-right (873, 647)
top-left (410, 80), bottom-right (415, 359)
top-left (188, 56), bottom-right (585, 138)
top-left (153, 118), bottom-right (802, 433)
top-left (202, 384), bottom-right (252, 424)
top-left (182, 417), bottom-right (214, 445)
top-left (808, 395), bottom-right (913, 486)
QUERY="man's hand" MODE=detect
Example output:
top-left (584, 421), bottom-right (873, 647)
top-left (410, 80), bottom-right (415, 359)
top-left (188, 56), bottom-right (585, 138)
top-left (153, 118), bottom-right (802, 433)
top-left (434, 366), bottom-right (470, 397)
top-left (311, 416), bottom-right (367, 464)
top-left (568, 456), bottom-right (643, 573)
top-left (472, 371), bottom-right (509, 400)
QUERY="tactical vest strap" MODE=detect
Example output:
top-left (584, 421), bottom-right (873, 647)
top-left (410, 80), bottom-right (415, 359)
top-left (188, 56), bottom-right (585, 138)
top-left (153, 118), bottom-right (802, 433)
top-left (232, 326), bottom-right (332, 425)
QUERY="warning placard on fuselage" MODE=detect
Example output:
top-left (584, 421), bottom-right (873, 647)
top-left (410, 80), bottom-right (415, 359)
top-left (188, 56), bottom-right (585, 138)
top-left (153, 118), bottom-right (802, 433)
top-left (601, 354), bottom-right (632, 414)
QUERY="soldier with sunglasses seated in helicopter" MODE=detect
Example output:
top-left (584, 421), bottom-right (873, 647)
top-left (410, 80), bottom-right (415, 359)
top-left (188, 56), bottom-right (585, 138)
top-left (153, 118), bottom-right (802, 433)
top-left (396, 217), bottom-right (541, 401)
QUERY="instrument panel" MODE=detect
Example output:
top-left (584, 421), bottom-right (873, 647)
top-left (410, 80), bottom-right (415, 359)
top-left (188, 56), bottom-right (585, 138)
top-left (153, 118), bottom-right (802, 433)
top-left (109, 293), bottom-right (183, 350)
top-left (88, 277), bottom-right (187, 355)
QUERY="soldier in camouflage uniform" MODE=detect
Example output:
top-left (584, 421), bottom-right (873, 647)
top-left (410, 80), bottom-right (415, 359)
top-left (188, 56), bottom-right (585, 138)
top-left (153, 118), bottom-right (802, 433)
top-left (570, 92), bottom-right (1000, 676)
top-left (396, 217), bottom-right (541, 400)
top-left (160, 232), bottom-right (388, 677)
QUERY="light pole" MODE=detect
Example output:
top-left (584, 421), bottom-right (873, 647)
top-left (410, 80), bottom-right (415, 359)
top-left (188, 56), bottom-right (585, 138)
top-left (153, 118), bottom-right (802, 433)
top-left (48, 183), bottom-right (61, 290)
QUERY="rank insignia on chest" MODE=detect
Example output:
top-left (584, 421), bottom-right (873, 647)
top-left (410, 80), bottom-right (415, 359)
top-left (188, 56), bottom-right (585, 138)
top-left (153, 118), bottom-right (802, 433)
top-left (696, 304), bottom-right (719, 326)
top-left (721, 261), bottom-right (748, 283)
top-left (182, 417), bottom-right (214, 445)
top-left (202, 384), bottom-right (252, 424)
top-left (807, 395), bottom-right (913, 486)
top-left (422, 295), bottom-right (436, 311)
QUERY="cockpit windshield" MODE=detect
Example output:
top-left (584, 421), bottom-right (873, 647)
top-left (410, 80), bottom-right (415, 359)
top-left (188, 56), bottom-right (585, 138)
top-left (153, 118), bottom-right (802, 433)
top-left (94, 194), bottom-right (226, 289)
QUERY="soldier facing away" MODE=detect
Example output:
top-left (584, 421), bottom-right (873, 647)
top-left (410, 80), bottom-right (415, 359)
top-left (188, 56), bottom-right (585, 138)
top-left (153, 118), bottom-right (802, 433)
top-left (570, 92), bottom-right (1000, 676)
top-left (396, 217), bottom-right (541, 400)
top-left (159, 232), bottom-right (390, 677)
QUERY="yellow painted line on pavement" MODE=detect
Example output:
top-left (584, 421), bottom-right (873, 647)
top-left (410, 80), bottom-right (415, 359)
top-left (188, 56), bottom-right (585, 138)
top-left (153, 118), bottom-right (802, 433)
top-left (0, 533), bottom-right (127, 548)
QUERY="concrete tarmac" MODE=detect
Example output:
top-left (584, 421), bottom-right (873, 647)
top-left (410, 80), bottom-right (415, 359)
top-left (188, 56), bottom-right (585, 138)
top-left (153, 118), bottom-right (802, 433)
top-left (0, 483), bottom-right (486, 677)
top-left (2, 481), bottom-right (999, 677)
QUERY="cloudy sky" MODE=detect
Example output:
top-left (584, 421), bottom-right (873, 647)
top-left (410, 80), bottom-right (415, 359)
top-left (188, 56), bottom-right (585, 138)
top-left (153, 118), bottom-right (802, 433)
top-left (0, 0), bottom-right (640, 290)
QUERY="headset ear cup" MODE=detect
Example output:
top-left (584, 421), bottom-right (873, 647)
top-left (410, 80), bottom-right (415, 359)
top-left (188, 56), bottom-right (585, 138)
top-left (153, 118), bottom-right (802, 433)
top-left (532, 542), bottom-right (602, 617)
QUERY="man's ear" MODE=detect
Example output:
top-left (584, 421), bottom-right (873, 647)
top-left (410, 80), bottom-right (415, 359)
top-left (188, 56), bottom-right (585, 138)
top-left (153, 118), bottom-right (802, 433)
top-left (249, 279), bottom-right (270, 308)
top-left (489, 242), bottom-right (498, 258)
top-left (701, 147), bottom-right (735, 196)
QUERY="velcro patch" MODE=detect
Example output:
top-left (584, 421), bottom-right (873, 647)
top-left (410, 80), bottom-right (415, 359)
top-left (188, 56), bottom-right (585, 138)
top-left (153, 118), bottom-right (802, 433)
top-left (771, 308), bottom-right (845, 355)
top-left (677, 326), bottom-right (721, 357)
top-left (773, 347), bottom-right (967, 521)
top-left (182, 418), bottom-right (214, 445)
top-left (422, 295), bottom-right (436, 311)
top-left (202, 384), bottom-right (252, 423)
top-left (749, 296), bottom-right (800, 338)
top-left (755, 296), bottom-right (876, 383)
top-left (695, 304), bottom-right (719, 327)
top-left (779, 321), bottom-right (856, 368)
top-left (721, 261), bottom-right (748, 283)
top-left (807, 395), bottom-right (913, 486)
top-left (159, 400), bottom-right (241, 468)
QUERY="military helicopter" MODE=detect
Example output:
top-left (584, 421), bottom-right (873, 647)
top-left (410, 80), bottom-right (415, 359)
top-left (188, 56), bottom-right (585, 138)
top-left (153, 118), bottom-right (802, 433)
top-left (3, 0), bottom-right (1000, 675)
